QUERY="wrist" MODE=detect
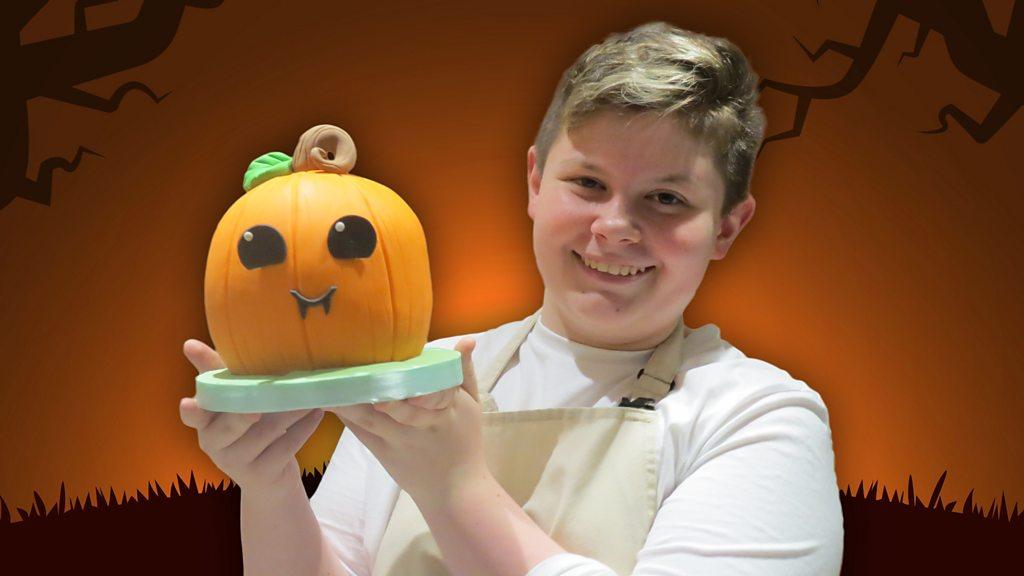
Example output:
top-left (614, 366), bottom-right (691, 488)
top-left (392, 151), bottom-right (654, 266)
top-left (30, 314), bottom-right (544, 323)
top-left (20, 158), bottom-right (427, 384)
top-left (240, 467), bottom-right (306, 508)
top-left (413, 462), bottom-right (496, 515)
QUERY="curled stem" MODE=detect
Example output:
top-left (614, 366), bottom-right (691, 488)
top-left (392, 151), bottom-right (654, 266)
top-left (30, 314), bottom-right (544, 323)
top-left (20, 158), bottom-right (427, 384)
top-left (292, 125), bottom-right (357, 174)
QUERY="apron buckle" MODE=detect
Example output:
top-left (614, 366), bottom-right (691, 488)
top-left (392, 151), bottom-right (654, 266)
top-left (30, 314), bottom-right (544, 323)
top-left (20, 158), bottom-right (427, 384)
top-left (637, 368), bottom-right (675, 391)
top-left (618, 396), bottom-right (657, 410)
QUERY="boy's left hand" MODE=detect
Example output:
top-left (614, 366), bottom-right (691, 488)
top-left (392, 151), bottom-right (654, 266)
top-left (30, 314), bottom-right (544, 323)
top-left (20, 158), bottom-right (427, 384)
top-left (328, 337), bottom-right (489, 507)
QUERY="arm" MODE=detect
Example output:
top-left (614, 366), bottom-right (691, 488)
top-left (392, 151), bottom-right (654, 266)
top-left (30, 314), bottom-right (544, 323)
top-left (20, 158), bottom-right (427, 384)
top-left (420, 391), bottom-right (844, 576)
top-left (240, 478), bottom-right (353, 576)
top-left (180, 340), bottom-right (359, 576)
top-left (632, 393), bottom-right (844, 575)
top-left (308, 426), bottom-right (377, 575)
top-left (416, 469), bottom-right (568, 576)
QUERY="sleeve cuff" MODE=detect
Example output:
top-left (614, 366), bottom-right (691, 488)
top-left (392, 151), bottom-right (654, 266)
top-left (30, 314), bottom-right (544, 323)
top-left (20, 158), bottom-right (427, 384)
top-left (526, 552), bottom-right (618, 576)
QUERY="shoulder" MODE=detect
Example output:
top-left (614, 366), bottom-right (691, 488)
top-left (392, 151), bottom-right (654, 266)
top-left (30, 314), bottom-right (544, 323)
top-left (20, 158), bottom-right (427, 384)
top-left (659, 324), bottom-right (834, 476)
top-left (666, 323), bottom-right (830, 420)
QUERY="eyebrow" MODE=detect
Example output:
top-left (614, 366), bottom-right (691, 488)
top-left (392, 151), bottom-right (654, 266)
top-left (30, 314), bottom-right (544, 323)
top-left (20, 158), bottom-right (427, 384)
top-left (655, 173), bottom-right (691, 185)
top-left (578, 161), bottom-right (692, 186)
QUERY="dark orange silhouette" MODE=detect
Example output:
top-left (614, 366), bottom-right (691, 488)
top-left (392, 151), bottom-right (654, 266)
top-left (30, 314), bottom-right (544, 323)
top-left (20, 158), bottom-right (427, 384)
top-left (2, 0), bottom-right (223, 210)
top-left (759, 0), bottom-right (1022, 148)
top-left (1, 468), bottom-right (1020, 574)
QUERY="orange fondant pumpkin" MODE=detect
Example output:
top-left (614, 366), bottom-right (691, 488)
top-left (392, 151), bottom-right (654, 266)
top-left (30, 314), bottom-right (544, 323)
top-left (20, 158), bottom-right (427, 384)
top-left (204, 125), bottom-right (431, 375)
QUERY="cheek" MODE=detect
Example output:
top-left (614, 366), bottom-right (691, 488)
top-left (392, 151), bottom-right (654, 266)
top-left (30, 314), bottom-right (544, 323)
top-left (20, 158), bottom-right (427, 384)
top-left (650, 220), bottom-right (717, 271)
top-left (668, 214), bottom-right (717, 249)
top-left (534, 191), bottom-right (589, 238)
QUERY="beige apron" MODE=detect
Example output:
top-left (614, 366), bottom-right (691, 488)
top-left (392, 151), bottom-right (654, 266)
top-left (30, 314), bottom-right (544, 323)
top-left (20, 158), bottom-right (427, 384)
top-left (372, 310), bottom-right (692, 575)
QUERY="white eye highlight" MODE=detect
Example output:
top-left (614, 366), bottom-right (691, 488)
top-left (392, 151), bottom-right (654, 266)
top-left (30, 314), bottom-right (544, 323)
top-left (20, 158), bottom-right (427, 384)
top-left (335, 221), bottom-right (346, 233)
top-left (243, 231), bottom-right (253, 241)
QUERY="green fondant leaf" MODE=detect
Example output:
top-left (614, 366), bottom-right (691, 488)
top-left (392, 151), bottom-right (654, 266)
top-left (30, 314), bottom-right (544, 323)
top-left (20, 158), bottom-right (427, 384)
top-left (243, 152), bottom-right (293, 191)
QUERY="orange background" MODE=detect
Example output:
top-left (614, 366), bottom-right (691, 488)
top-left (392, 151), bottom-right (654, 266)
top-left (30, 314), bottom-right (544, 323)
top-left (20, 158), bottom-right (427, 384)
top-left (2, 0), bottom-right (1021, 515)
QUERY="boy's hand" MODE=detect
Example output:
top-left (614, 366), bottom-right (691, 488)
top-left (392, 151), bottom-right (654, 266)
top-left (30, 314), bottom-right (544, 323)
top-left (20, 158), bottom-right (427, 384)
top-left (179, 339), bottom-right (324, 495)
top-left (330, 337), bottom-right (489, 507)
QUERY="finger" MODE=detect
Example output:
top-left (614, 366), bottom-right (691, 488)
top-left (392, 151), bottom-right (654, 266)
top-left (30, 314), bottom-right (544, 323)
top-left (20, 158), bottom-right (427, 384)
top-left (407, 387), bottom-right (455, 410)
top-left (338, 418), bottom-right (387, 455)
top-left (202, 411), bottom-right (263, 452)
top-left (335, 404), bottom-right (404, 438)
top-left (253, 409), bottom-right (324, 467)
top-left (179, 397), bottom-right (217, 430)
top-left (183, 339), bottom-right (226, 374)
top-left (454, 337), bottom-right (479, 402)
top-left (227, 409), bottom-right (319, 462)
top-left (372, 399), bottom-right (444, 428)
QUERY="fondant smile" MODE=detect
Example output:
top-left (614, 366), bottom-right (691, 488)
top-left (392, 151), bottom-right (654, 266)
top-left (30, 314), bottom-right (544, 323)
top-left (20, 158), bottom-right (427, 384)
top-left (290, 286), bottom-right (338, 319)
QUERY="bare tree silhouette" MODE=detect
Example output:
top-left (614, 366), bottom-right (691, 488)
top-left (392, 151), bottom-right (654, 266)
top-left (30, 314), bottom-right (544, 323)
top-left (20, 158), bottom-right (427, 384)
top-left (759, 0), bottom-right (1022, 150)
top-left (2, 0), bottom-right (224, 210)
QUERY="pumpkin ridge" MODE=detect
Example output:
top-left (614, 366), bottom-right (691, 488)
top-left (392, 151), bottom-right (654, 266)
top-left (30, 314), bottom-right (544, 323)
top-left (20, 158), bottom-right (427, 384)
top-left (223, 190), bottom-right (251, 374)
top-left (361, 177), bottom-right (427, 359)
top-left (291, 176), bottom-right (316, 370)
top-left (354, 180), bottom-right (394, 361)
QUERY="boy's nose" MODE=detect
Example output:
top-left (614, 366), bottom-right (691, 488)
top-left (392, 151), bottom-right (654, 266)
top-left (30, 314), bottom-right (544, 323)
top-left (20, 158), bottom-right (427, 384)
top-left (591, 204), bottom-right (641, 244)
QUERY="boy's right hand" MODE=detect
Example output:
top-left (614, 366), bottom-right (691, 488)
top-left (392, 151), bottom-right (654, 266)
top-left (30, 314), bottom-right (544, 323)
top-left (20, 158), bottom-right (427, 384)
top-left (179, 339), bottom-right (324, 495)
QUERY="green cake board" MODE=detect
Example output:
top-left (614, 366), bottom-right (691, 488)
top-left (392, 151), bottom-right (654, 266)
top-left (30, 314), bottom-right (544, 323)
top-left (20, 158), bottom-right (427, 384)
top-left (195, 348), bottom-right (463, 413)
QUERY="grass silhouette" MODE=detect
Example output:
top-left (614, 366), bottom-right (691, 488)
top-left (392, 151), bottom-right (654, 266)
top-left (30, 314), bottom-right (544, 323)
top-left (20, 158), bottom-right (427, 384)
top-left (839, 471), bottom-right (1021, 574)
top-left (0, 467), bottom-right (325, 575)
top-left (0, 469), bottom-right (1020, 574)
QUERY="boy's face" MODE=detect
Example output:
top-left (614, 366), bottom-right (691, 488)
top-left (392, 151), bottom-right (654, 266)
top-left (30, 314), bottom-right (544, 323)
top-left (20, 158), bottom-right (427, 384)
top-left (527, 109), bottom-right (755, 349)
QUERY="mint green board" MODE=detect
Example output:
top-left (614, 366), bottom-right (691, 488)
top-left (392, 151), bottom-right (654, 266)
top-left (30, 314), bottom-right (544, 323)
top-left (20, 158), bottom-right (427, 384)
top-left (195, 348), bottom-right (463, 413)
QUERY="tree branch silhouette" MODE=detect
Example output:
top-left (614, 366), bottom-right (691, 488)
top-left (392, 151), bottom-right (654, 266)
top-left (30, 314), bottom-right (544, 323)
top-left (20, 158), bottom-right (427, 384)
top-left (2, 0), bottom-right (223, 210)
top-left (758, 0), bottom-right (1021, 154)
top-left (21, 147), bottom-right (103, 206)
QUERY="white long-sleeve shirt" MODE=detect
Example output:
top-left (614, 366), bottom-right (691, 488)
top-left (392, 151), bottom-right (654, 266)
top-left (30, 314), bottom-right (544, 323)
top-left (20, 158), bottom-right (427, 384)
top-left (310, 314), bottom-right (844, 575)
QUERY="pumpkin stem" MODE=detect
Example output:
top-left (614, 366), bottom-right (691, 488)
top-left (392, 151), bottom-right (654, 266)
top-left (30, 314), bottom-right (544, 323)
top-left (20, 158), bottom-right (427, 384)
top-left (292, 125), bottom-right (357, 174)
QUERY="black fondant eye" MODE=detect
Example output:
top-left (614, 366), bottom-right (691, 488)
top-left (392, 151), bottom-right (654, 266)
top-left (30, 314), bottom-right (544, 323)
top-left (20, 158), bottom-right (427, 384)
top-left (328, 215), bottom-right (376, 259)
top-left (238, 225), bottom-right (287, 270)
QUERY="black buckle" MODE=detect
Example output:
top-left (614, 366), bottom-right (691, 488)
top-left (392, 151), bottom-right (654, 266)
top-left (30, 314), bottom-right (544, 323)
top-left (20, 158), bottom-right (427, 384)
top-left (637, 368), bottom-right (675, 391)
top-left (618, 396), bottom-right (656, 410)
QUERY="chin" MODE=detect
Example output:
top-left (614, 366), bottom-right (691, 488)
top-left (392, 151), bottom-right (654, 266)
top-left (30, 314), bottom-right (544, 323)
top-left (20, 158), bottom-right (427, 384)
top-left (565, 292), bottom-right (642, 320)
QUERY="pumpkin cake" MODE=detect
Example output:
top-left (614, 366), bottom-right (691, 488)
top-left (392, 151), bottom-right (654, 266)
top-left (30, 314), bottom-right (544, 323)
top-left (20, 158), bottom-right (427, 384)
top-left (195, 125), bottom-right (461, 413)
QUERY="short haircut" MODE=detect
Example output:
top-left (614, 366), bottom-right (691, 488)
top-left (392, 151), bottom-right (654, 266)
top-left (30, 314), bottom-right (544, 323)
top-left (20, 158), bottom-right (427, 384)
top-left (533, 22), bottom-right (766, 218)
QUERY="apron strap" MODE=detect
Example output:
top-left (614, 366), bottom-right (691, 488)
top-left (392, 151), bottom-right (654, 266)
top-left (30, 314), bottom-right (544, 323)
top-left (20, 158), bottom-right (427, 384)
top-left (475, 310), bottom-right (696, 412)
top-left (627, 318), bottom-right (688, 403)
top-left (476, 309), bottom-right (541, 412)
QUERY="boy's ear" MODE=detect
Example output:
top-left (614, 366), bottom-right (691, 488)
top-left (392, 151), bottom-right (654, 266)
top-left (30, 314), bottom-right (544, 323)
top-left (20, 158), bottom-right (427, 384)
top-left (712, 194), bottom-right (756, 261)
top-left (527, 146), bottom-right (541, 221)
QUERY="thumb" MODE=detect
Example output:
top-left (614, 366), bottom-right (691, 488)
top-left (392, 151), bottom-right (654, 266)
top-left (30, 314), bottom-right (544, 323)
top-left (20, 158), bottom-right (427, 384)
top-left (179, 397), bottom-right (217, 430)
top-left (454, 337), bottom-right (478, 402)
top-left (183, 339), bottom-right (226, 374)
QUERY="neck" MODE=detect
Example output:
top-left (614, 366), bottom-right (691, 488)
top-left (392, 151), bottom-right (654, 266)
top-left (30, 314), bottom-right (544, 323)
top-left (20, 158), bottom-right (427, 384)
top-left (539, 291), bottom-right (679, 351)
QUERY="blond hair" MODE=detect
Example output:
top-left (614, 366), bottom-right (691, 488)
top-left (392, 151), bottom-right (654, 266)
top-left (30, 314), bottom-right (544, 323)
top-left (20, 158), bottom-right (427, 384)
top-left (533, 22), bottom-right (766, 218)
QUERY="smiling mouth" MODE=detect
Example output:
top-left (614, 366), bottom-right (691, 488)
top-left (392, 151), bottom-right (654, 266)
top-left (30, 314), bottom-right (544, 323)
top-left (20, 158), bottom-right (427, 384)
top-left (572, 251), bottom-right (655, 278)
top-left (290, 286), bottom-right (337, 319)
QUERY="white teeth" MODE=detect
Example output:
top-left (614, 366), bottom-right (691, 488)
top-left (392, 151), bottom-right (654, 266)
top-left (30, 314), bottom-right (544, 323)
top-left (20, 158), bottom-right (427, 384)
top-left (578, 253), bottom-right (649, 276)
